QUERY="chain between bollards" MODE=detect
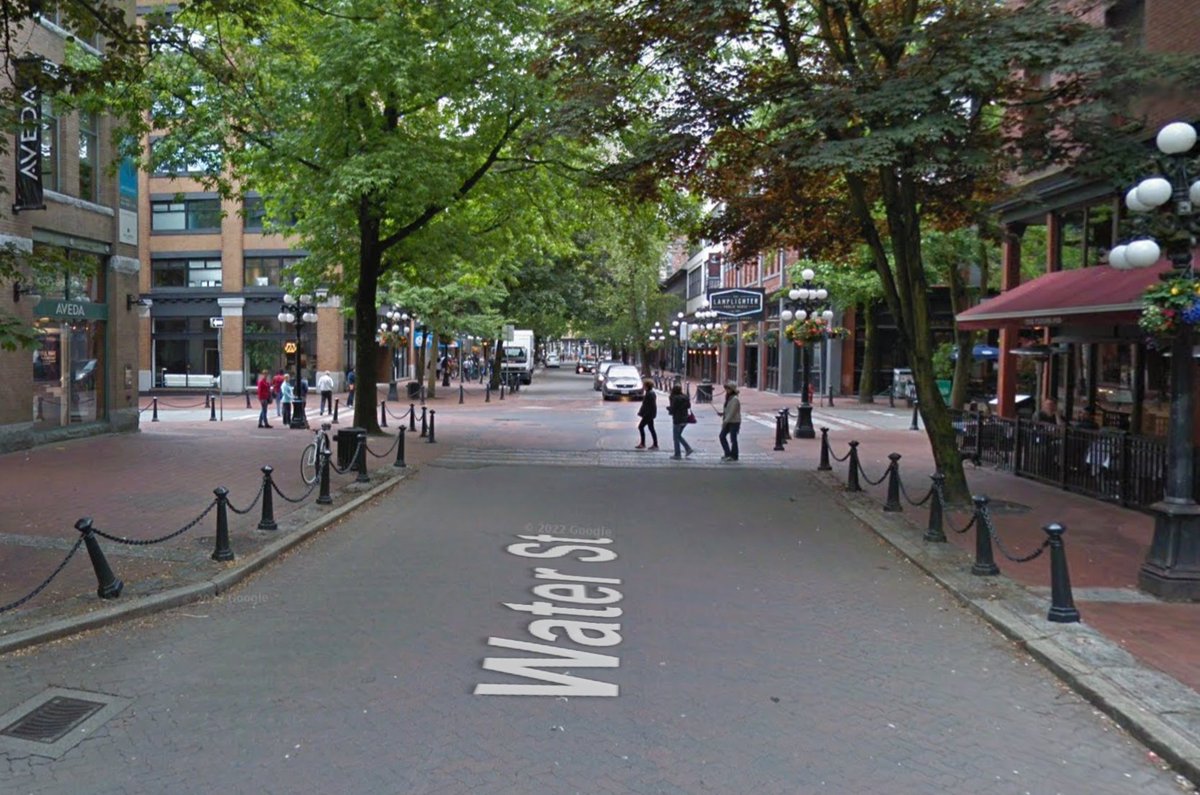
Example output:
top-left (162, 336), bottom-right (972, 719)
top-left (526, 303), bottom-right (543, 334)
top-left (394, 427), bottom-right (407, 467)
top-left (1045, 523), bottom-right (1081, 623)
top-left (817, 427), bottom-right (832, 471)
top-left (380, 400), bottom-right (388, 428)
top-left (846, 441), bottom-right (861, 492)
top-left (257, 466), bottom-right (278, 530)
top-left (883, 453), bottom-right (902, 512)
top-left (76, 518), bottom-right (124, 599)
top-left (427, 410), bottom-right (437, 443)
top-left (924, 473), bottom-right (947, 543)
top-left (211, 487), bottom-right (234, 562)
top-left (970, 495), bottom-right (999, 576)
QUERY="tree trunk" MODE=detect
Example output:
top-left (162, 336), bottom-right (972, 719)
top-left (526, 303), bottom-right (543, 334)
top-left (491, 341), bottom-right (503, 389)
top-left (425, 326), bottom-right (438, 398)
top-left (352, 208), bottom-right (382, 434)
top-left (858, 303), bottom-right (876, 403)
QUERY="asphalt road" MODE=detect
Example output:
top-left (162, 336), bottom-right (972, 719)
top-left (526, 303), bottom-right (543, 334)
top-left (0, 369), bottom-right (1186, 793)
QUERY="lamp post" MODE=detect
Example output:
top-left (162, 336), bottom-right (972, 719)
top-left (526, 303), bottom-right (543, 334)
top-left (278, 276), bottom-right (320, 429)
top-left (378, 305), bottom-right (410, 401)
top-left (781, 267), bottom-right (832, 439)
top-left (648, 322), bottom-right (665, 373)
top-left (1109, 122), bottom-right (1200, 599)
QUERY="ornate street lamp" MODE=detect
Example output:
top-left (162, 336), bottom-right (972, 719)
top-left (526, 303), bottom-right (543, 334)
top-left (378, 305), bottom-right (410, 401)
top-left (1109, 121), bottom-right (1200, 599)
top-left (781, 267), bottom-right (832, 439)
top-left (278, 276), bottom-right (321, 428)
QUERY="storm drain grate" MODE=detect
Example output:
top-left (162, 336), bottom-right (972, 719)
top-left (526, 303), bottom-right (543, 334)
top-left (0, 688), bottom-right (130, 759)
top-left (1, 696), bottom-right (105, 744)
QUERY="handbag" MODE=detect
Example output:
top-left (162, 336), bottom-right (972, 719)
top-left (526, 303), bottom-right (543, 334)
top-left (686, 411), bottom-right (697, 424)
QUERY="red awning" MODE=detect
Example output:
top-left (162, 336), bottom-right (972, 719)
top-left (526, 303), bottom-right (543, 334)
top-left (955, 261), bottom-right (1176, 330)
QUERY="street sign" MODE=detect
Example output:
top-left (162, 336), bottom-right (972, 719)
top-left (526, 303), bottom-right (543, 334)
top-left (209, 317), bottom-right (224, 328)
top-left (503, 324), bottom-right (515, 342)
top-left (283, 341), bottom-right (298, 354)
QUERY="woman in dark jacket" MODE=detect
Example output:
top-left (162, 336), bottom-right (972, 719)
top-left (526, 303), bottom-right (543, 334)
top-left (635, 378), bottom-right (658, 450)
top-left (667, 384), bottom-right (694, 459)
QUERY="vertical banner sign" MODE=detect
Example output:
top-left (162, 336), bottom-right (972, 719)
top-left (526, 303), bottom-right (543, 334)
top-left (14, 57), bottom-right (45, 213)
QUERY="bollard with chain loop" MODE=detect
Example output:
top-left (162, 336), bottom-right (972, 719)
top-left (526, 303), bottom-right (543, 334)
top-left (773, 413), bottom-right (785, 451)
top-left (883, 453), bottom-right (902, 512)
top-left (75, 518), bottom-right (123, 599)
top-left (355, 431), bottom-right (370, 483)
top-left (846, 441), bottom-right (862, 492)
top-left (970, 495), bottom-right (999, 576)
top-left (408, 403), bottom-right (416, 432)
top-left (394, 427), bottom-right (407, 467)
top-left (1044, 523), bottom-right (1081, 623)
top-left (209, 394), bottom-right (217, 422)
top-left (818, 427), bottom-right (832, 471)
top-left (317, 445), bottom-right (333, 504)
top-left (257, 466), bottom-right (278, 530)
top-left (420, 406), bottom-right (428, 437)
top-left (427, 410), bottom-right (437, 443)
top-left (212, 487), bottom-right (234, 561)
top-left (380, 400), bottom-right (388, 428)
top-left (924, 473), bottom-right (947, 543)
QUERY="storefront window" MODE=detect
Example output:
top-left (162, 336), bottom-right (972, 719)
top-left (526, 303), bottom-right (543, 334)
top-left (154, 317), bottom-right (218, 383)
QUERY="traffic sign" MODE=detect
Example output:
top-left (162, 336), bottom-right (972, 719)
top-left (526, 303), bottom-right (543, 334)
top-left (209, 317), bottom-right (224, 328)
top-left (283, 341), bottom-right (298, 354)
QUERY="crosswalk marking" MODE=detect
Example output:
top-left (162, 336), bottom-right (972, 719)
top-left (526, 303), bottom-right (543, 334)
top-left (811, 411), bottom-right (871, 431)
top-left (433, 448), bottom-right (792, 470)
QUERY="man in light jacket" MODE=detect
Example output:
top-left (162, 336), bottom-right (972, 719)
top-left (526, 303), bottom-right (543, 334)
top-left (718, 381), bottom-right (742, 462)
top-left (317, 371), bottom-right (335, 415)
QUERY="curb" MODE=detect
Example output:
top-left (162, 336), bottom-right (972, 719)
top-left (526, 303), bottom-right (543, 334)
top-left (0, 469), bottom-right (411, 658)
top-left (819, 470), bottom-right (1200, 786)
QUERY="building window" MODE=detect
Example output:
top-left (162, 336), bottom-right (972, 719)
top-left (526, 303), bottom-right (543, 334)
top-left (151, 198), bottom-right (222, 232)
top-left (78, 112), bottom-right (98, 202)
top-left (152, 257), bottom-right (223, 288)
top-left (687, 267), bottom-right (703, 299)
top-left (41, 98), bottom-right (59, 192)
top-left (154, 317), bottom-right (218, 381)
top-left (150, 138), bottom-right (222, 177)
top-left (244, 255), bottom-right (302, 288)
top-left (244, 196), bottom-right (267, 231)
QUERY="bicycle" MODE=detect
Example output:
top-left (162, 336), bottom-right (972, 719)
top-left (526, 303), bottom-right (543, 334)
top-left (300, 423), bottom-right (332, 485)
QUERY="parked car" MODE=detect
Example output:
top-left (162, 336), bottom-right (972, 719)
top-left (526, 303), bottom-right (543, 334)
top-left (546, 353), bottom-right (560, 368)
top-left (601, 365), bottom-right (644, 401)
top-left (592, 360), bottom-right (621, 391)
top-left (576, 357), bottom-right (598, 374)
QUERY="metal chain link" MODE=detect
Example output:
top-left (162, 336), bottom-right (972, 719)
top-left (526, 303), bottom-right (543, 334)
top-left (0, 537), bottom-right (85, 614)
top-left (366, 432), bottom-right (401, 458)
top-left (829, 445), bottom-right (852, 463)
top-left (983, 505), bottom-right (1050, 563)
top-left (92, 499), bottom-right (220, 545)
top-left (226, 483), bottom-right (266, 515)
top-left (857, 459), bottom-right (892, 486)
top-left (897, 477), bottom-right (934, 507)
top-left (937, 482), bottom-right (977, 535)
top-left (155, 397), bottom-right (210, 409)
top-left (330, 439), bottom-right (366, 475)
top-left (271, 475), bottom-right (320, 504)
top-left (384, 403), bottom-right (410, 420)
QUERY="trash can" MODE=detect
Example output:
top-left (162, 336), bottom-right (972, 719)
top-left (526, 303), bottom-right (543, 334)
top-left (336, 427), bottom-right (366, 470)
top-left (406, 381), bottom-right (421, 399)
top-left (696, 381), bottom-right (713, 404)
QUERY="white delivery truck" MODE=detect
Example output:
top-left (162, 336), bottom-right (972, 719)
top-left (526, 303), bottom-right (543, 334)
top-left (501, 329), bottom-right (535, 385)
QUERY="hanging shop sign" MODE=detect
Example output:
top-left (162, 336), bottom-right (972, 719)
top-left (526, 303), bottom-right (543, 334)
top-left (283, 340), bottom-right (298, 354)
top-left (33, 298), bottom-right (108, 321)
top-left (708, 288), bottom-right (765, 320)
top-left (13, 57), bottom-right (45, 213)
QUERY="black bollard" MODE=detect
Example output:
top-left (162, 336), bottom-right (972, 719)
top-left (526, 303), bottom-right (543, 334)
top-left (75, 518), bottom-right (123, 599)
top-left (459, 384), bottom-right (464, 404)
top-left (773, 413), bottom-right (785, 451)
top-left (485, 383), bottom-right (491, 403)
top-left (152, 396), bottom-right (159, 421)
top-left (380, 400), bottom-right (388, 428)
top-left (212, 487), bottom-right (234, 561)
top-left (332, 399), bottom-right (340, 425)
top-left (817, 427), bottom-right (832, 471)
top-left (408, 403), bottom-right (416, 433)
top-left (782, 408), bottom-right (792, 440)
top-left (209, 396), bottom-right (217, 422)
top-left (427, 410), bottom-right (437, 443)
top-left (889, 390), bottom-right (895, 409)
top-left (245, 390), bottom-right (251, 409)
top-left (257, 466), bottom-right (278, 530)
top-left (910, 399), bottom-right (919, 431)
top-left (420, 406), bottom-right (428, 437)
top-left (846, 441), bottom-right (862, 492)
top-left (883, 453), bottom-right (903, 512)
top-left (500, 382), bottom-right (505, 400)
top-left (317, 446), bottom-right (333, 504)
top-left (394, 427), bottom-right (407, 468)
top-left (1044, 523), bottom-right (1081, 623)
top-left (205, 392), bottom-right (211, 409)
top-left (828, 386), bottom-right (834, 407)
top-left (354, 430), bottom-right (370, 484)
top-left (970, 495), bottom-right (1000, 576)
top-left (924, 473), bottom-right (947, 543)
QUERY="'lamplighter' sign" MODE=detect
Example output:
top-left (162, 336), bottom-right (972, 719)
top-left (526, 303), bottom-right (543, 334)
top-left (13, 57), bottom-right (45, 214)
top-left (708, 288), bottom-right (765, 319)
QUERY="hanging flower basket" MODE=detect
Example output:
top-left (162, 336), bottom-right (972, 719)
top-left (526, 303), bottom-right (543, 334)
top-left (784, 317), bottom-right (847, 345)
top-left (741, 328), bottom-right (759, 343)
top-left (377, 331), bottom-right (409, 347)
top-left (765, 329), bottom-right (780, 346)
top-left (1140, 276), bottom-right (1200, 340)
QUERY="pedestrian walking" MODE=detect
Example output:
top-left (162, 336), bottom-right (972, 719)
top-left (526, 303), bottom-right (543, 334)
top-left (280, 373), bottom-right (294, 427)
top-left (272, 369), bottom-right (285, 416)
top-left (717, 381), bottom-right (742, 462)
top-left (667, 384), bottom-right (694, 460)
top-left (256, 370), bottom-right (274, 428)
top-left (345, 368), bottom-right (356, 407)
top-left (634, 378), bottom-right (658, 450)
top-left (317, 370), bottom-right (334, 415)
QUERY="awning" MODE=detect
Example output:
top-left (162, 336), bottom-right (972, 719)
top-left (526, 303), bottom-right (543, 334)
top-left (955, 261), bottom-right (1176, 330)
top-left (950, 343), bottom-right (1001, 362)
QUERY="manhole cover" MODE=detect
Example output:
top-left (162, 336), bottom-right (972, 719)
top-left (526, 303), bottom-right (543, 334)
top-left (0, 688), bottom-right (130, 759)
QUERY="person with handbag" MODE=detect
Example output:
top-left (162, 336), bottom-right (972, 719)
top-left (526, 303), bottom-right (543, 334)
top-left (717, 381), bottom-right (742, 462)
top-left (667, 384), bottom-right (695, 459)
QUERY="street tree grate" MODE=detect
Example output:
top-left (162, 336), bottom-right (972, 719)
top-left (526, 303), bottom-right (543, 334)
top-left (0, 688), bottom-right (131, 759)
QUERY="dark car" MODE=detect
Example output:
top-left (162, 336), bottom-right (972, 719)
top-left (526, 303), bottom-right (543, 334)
top-left (576, 357), bottom-right (598, 374)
